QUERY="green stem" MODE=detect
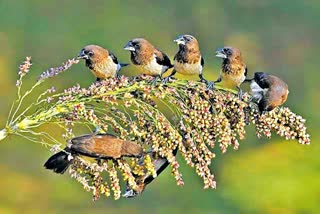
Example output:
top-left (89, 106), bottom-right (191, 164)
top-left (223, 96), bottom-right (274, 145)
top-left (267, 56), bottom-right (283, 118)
top-left (9, 81), bottom-right (41, 125)
top-left (6, 76), bottom-right (23, 127)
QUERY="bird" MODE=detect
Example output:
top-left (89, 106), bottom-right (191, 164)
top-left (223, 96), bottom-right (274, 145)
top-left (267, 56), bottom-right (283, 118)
top-left (123, 38), bottom-right (173, 84)
top-left (77, 45), bottom-right (129, 81)
top-left (123, 148), bottom-right (178, 198)
top-left (44, 133), bottom-right (143, 174)
top-left (249, 72), bottom-right (289, 112)
top-left (214, 47), bottom-right (248, 96)
top-left (163, 35), bottom-right (210, 86)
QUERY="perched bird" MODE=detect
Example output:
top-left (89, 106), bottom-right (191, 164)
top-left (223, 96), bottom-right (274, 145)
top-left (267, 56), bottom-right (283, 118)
top-left (77, 45), bottom-right (129, 81)
top-left (215, 47), bottom-right (247, 95)
top-left (163, 35), bottom-right (209, 86)
top-left (44, 134), bottom-right (143, 174)
top-left (123, 38), bottom-right (173, 84)
top-left (123, 149), bottom-right (178, 198)
top-left (249, 72), bottom-right (289, 112)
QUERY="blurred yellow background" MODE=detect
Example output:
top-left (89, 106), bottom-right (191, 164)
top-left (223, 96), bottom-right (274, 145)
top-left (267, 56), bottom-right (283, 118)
top-left (0, 0), bottom-right (319, 213)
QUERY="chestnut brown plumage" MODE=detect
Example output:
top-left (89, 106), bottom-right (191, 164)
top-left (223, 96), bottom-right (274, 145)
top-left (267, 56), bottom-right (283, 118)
top-left (163, 35), bottom-right (208, 86)
top-left (215, 47), bottom-right (247, 95)
top-left (78, 45), bottom-right (128, 81)
top-left (123, 149), bottom-right (178, 198)
top-left (250, 72), bottom-right (289, 112)
top-left (44, 134), bottom-right (143, 174)
top-left (124, 38), bottom-right (173, 84)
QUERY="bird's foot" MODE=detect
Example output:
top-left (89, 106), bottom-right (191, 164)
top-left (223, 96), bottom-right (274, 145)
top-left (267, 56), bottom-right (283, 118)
top-left (237, 90), bottom-right (244, 100)
top-left (96, 159), bottom-right (103, 166)
top-left (206, 81), bottom-right (215, 90)
top-left (151, 80), bottom-right (157, 86)
top-left (129, 74), bottom-right (149, 82)
top-left (162, 76), bottom-right (175, 84)
top-left (151, 76), bottom-right (160, 86)
top-left (128, 76), bottom-right (137, 82)
top-left (199, 78), bottom-right (215, 90)
top-left (115, 73), bottom-right (123, 80)
top-left (93, 126), bottom-right (102, 135)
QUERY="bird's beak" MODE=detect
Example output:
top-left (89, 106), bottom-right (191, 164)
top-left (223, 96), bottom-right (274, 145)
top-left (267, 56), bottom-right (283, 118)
top-left (124, 42), bottom-right (135, 51)
top-left (215, 48), bottom-right (227, 59)
top-left (174, 36), bottom-right (185, 45)
top-left (77, 49), bottom-right (89, 59)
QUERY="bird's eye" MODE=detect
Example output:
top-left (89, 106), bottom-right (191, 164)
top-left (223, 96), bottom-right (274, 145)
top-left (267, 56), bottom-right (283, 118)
top-left (224, 49), bottom-right (232, 55)
top-left (134, 43), bottom-right (139, 48)
top-left (88, 51), bottom-right (94, 56)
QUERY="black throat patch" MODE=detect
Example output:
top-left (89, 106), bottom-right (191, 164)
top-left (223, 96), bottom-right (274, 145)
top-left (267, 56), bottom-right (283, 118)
top-left (85, 59), bottom-right (94, 70)
top-left (175, 46), bottom-right (189, 64)
top-left (130, 51), bottom-right (141, 65)
top-left (222, 59), bottom-right (233, 74)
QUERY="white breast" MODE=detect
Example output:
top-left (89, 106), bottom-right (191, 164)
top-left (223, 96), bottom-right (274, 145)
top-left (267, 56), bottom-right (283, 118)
top-left (139, 54), bottom-right (168, 76)
top-left (92, 56), bottom-right (118, 79)
top-left (220, 67), bottom-right (247, 88)
top-left (250, 81), bottom-right (267, 102)
top-left (105, 56), bottom-right (118, 74)
top-left (174, 60), bottom-right (202, 75)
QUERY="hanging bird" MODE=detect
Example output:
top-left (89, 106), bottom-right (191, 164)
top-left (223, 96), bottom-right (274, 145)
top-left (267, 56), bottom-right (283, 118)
top-left (44, 133), bottom-right (143, 174)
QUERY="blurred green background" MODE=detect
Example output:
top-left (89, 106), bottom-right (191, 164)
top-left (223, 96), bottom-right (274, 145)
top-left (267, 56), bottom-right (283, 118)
top-left (0, 0), bottom-right (319, 213)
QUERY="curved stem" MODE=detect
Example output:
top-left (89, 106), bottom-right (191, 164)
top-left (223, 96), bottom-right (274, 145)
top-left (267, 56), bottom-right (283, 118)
top-left (9, 81), bottom-right (41, 125)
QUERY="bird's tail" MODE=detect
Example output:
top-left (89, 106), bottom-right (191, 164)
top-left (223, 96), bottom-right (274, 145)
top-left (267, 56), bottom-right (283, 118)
top-left (143, 148), bottom-right (178, 185)
top-left (44, 148), bottom-right (74, 174)
top-left (120, 63), bottom-right (129, 68)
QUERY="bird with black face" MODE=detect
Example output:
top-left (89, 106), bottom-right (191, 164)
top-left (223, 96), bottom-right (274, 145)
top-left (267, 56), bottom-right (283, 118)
top-left (214, 47), bottom-right (247, 96)
top-left (123, 38), bottom-right (173, 84)
top-left (163, 35), bottom-right (210, 87)
top-left (44, 133), bottom-right (143, 174)
top-left (249, 72), bottom-right (289, 113)
top-left (77, 45), bottom-right (129, 81)
top-left (123, 148), bottom-right (178, 198)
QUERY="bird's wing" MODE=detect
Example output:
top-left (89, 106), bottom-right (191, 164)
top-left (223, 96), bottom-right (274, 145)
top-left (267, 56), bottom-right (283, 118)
top-left (254, 72), bottom-right (271, 89)
top-left (109, 52), bottom-right (119, 65)
top-left (70, 134), bottom-right (122, 159)
top-left (154, 48), bottom-right (173, 68)
top-left (244, 66), bottom-right (248, 77)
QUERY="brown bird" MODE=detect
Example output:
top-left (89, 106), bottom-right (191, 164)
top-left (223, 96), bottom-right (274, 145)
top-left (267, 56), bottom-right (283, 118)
top-left (249, 72), bottom-right (289, 112)
top-left (44, 134), bottom-right (143, 174)
top-left (123, 38), bottom-right (173, 84)
top-left (215, 47), bottom-right (247, 95)
top-left (163, 35), bottom-right (210, 86)
top-left (123, 149), bottom-right (178, 198)
top-left (77, 45), bottom-right (129, 81)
